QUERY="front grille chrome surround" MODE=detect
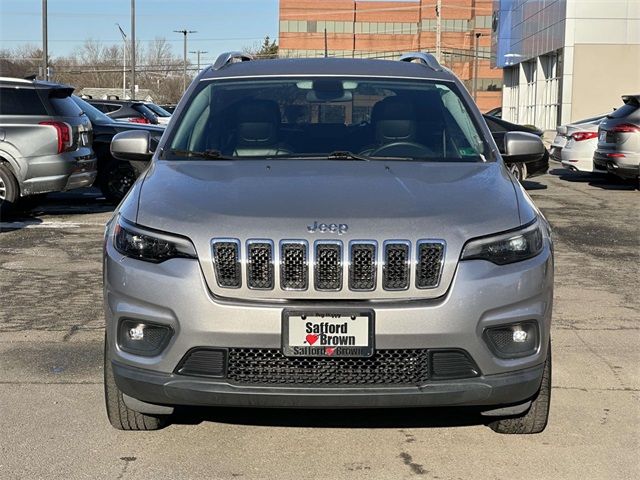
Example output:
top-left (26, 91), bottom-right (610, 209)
top-left (211, 239), bottom-right (241, 288)
top-left (211, 237), bottom-right (447, 295)
top-left (415, 240), bottom-right (446, 289)
top-left (382, 240), bottom-right (411, 291)
top-left (314, 240), bottom-right (343, 291)
top-left (280, 240), bottom-right (309, 291)
top-left (349, 241), bottom-right (377, 291)
top-left (246, 240), bottom-right (274, 290)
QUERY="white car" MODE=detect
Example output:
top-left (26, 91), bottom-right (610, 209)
top-left (550, 115), bottom-right (607, 172)
top-left (143, 102), bottom-right (172, 126)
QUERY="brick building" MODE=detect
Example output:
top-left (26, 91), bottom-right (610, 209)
top-left (279, 0), bottom-right (502, 111)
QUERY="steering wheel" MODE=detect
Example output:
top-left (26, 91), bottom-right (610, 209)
top-left (369, 141), bottom-right (435, 158)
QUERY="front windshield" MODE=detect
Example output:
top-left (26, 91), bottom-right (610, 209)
top-left (72, 95), bottom-right (114, 124)
top-left (166, 77), bottom-right (489, 161)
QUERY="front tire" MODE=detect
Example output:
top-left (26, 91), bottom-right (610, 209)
top-left (0, 163), bottom-right (19, 216)
top-left (489, 343), bottom-right (551, 434)
top-left (98, 158), bottom-right (136, 204)
top-left (507, 162), bottom-right (527, 182)
top-left (103, 339), bottom-right (168, 430)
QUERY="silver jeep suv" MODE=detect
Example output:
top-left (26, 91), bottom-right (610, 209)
top-left (104, 53), bottom-right (553, 434)
top-left (0, 77), bottom-right (97, 213)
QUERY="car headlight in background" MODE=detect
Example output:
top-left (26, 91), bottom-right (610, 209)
top-left (461, 219), bottom-right (544, 265)
top-left (113, 216), bottom-right (197, 263)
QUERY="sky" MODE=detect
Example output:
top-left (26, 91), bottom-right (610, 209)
top-left (0, 0), bottom-right (280, 64)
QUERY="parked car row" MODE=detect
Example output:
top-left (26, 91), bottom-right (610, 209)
top-left (0, 76), bottom-right (166, 213)
top-left (551, 94), bottom-right (640, 181)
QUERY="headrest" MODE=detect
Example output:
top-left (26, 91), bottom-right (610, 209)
top-left (371, 97), bottom-right (417, 143)
top-left (235, 100), bottom-right (281, 147)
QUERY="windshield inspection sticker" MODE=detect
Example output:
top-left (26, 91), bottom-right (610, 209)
top-left (283, 311), bottom-right (374, 357)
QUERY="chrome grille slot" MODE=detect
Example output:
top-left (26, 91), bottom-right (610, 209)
top-left (280, 241), bottom-right (308, 290)
top-left (349, 242), bottom-right (376, 291)
top-left (246, 241), bottom-right (274, 289)
top-left (212, 240), bottom-right (241, 288)
top-left (416, 241), bottom-right (445, 288)
top-left (314, 242), bottom-right (343, 291)
top-left (383, 242), bottom-right (410, 290)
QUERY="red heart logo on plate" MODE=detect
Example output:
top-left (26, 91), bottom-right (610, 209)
top-left (325, 347), bottom-right (336, 356)
top-left (306, 334), bottom-right (318, 345)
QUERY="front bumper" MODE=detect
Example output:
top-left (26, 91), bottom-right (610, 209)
top-left (113, 360), bottom-right (544, 408)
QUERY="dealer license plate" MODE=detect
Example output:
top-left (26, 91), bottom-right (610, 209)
top-left (282, 310), bottom-right (374, 358)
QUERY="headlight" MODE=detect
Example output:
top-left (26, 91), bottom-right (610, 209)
top-left (461, 220), bottom-right (544, 265)
top-left (113, 216), bottom-right (197, 263)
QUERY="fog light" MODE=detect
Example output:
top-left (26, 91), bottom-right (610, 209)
top-left (128, 324), bottom-right (145, 341)
top-left (118, 319), bottom-right (172, 356)
top-left (512, 329), bottom-right (528, 343)
top-left (484, 321), bottom-right (539, 359)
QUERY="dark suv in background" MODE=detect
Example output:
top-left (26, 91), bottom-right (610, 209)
top-left (71, 96), bottom-right (164, 203)
top-left (84, 99), bottom-right (160, 125)
top-left (0, 77), bottom-right (96, 214)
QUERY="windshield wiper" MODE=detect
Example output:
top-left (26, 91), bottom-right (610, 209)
top-left (326, 151), bottom-right (371, 161)
top-left (167, 149), bottom-right (233, 160)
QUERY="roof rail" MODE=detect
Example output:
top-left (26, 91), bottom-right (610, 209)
top-left (399, 52), bottom-right (442, 71)
top-left (212, 51), bottom-right (253, 70)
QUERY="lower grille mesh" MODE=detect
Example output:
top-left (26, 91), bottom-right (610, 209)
top-left (226, 348), bottom-right (430, 386)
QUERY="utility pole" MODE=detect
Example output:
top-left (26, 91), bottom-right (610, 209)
top-left (174, 29), bottom-right (197, 92)
top-left (130, 0), bottom-right (136, 100)
top-left (324, 28), bottom-right (328, 58)
top-left (189, 50), bottom-right (207, 73)
top-left (42, 0), bottom-right (48, 80)
top-left (473, 32), bottom-right (482, 101)
top-left (116, 24), bottom-right (127, 99)
top-left (435, 0), bottom-right (442, 62)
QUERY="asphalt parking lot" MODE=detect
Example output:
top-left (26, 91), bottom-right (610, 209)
top-left (0, 165), bottom-right (638, 480)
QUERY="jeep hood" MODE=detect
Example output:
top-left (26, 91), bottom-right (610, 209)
top-left (130, 159), bottom-right (529, 300)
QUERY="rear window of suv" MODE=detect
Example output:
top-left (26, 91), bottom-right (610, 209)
top-left (49, 95), bottom-right (84, 117)
top-left (0, 87), bottom-right (47, 115)
top-left (167, 77), bottom-right (490, 162)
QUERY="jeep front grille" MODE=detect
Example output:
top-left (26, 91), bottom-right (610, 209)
top-left (211, 238), bottom-right (444, 293)
top-left (280, 241), bottom-right (308, 290)
top-left (315, 242), bottom-right (342, 291)
top-left (349, 242), bottom-right (376, 291)
top-left (211, 240), bottom-right (241, 288)
top-left (415, 241), bottom-right (445, 288)
top-left (247, 241), bottom-right (273, 289)
top-left (382, 242), bottom-right (410, 290)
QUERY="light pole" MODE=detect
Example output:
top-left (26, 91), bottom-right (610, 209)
top-left (174, 29), bottom-right (197, 92)
top-left (130, 0), bottom-right (136, 100)
top-left (473, 32), bottom-right (482, 101)
top-left (42, 0), bottom-right (48, 80)
top-left (116, 24), bottom-right (127, 99)
top-left (189, 50), bottom-right (208, 73)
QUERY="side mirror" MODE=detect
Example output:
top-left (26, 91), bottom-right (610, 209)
top-left (110, 130), bottom-right (154, 162)
top-left (503, 131), bottom-right (546, 164)
top-left (556, 125), bottom-right (568, 135)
